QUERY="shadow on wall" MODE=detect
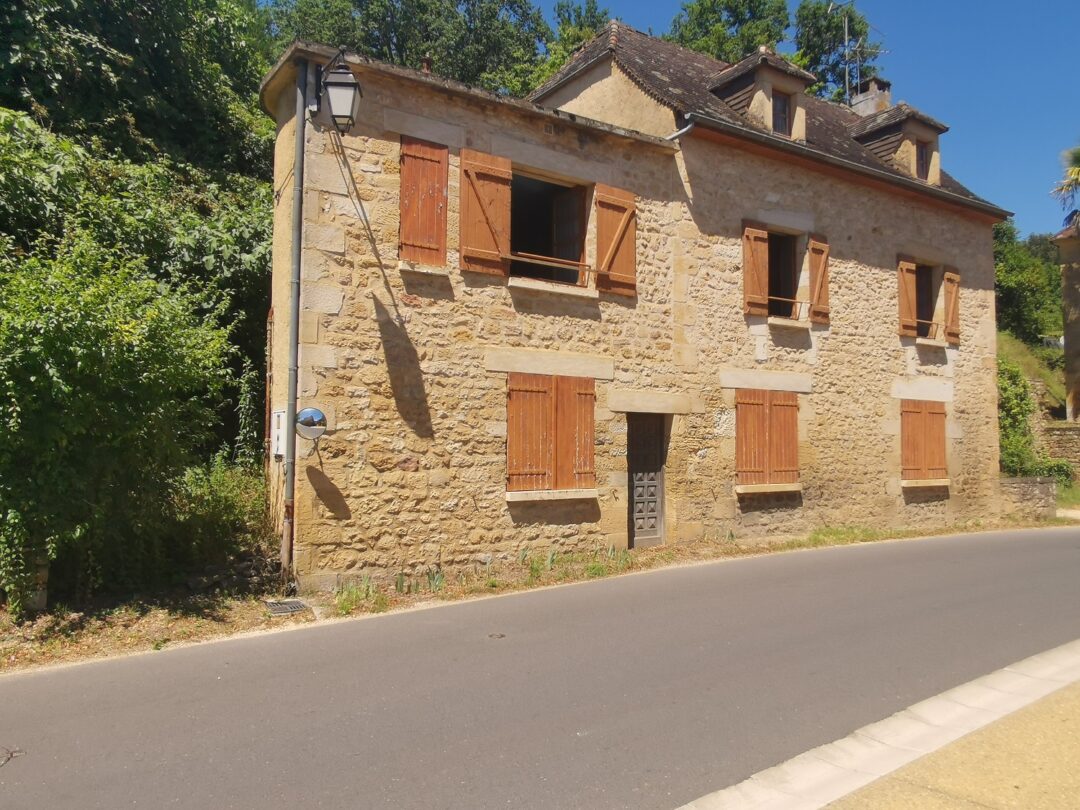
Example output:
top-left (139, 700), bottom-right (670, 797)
top-left (508, 500), bottom-right (602, 526)
top-left (372, 297), bottom-right (434, 438)
top-left (901, 485), bottom-right (949, 506)
top-left (307, 466), bottom-right (352, 520)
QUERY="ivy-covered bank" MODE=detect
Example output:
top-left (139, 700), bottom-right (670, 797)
top-left (997, 359), bottom-right (1072, 486)
top-left (0, 109), bottom-right (273, 615)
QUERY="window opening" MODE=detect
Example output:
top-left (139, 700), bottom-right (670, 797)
top-left (767, 232), bottom-right (798, 317)
top-left (772, 92), bottom-right (792, 136)
top-left (915, 264), bottom-right (940, 338)
top-left (916, 141), bottom-right (931, 181)
top-left (510, 174), bottom-right (586, 285)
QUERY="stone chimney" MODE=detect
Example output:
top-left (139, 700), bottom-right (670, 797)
top-left (851, 77), bottom-right (892, 117)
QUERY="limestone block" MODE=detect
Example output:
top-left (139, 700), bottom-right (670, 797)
top-left (302, 343), bottom-right (338, 369)
top-left (299, 310), bottom-right (321, 345)
top-left (303, 283), bottom-right (345, 314)
top-left (305, 153), bottom-right (350, 195)
top-left (304, 223), bottom-right (346, 254)
top-left (674, 344), bottom-right (699, 370)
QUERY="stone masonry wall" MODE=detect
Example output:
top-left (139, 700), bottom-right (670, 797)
top-left (268, 66), bottom-right (1001, 590)
top-left (1040, 422), bottom-right (1080, 467)
top-left (999, 476), bottom-right (1057, 521)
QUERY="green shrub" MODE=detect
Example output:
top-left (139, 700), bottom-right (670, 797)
top-left (997, 359), bottom-right (1074, 487)
top-left (169, 453), bottom-right (272, 569)
top-left (0, 236), bottom-right (230, 615)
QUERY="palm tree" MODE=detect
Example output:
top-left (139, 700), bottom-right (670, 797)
top-left (1054, 143), bottom-right (1080, 214)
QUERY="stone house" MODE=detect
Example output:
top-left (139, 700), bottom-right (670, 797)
top-left (258, 24), bottom-right (1008, 589)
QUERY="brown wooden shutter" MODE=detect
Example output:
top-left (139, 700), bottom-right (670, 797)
top-left (925, 401), bottom-right (948, 478)
top-left (742, 224), bottom-right (769, 317)
top-left (506, 373), bottom-right (554, 491)
top-left (943, 267), bottom-right (961, 345)
top-left (898, 258), bottom-right (918, 337)
top-left (554, 376), bottom-right (595, 490)
top-left (459, 148), bottom-right (511, 275)
top-left (595, 184), bottom-right (637, 296)
top-left (808, 236), bottom-right (830, 324)
top-left (768, 390), bottom-right (800, 483)
top-left (736, 389), bottom-right (769, 484)
top-left (399, 137), bottom-right (448, 265)
top-left (900, 399), bottom-right (925, 480)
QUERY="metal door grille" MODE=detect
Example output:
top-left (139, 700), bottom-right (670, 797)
top-left (628, 414), bottom-right (665, 548)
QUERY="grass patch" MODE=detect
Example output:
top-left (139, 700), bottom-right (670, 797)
top-left (998, 331), bottom-right (1066, 410)
top-left (1058, 481), bottom-right (1080, 509)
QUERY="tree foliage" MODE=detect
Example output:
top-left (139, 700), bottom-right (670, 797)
top-left (994, 219), bottom-right (1062, 344)
top-left (792, 0), bottom-right (880, 100)
top-left (530, 0), bottom-right (609, 90)
top-left (1054, 143), bottom-right (1080, 216)
top-left (0, 106), bottom-right (270, 614)
top-left (269, 0), bottom-right (551, 96)
top-left (0, 235), bottom-right (231, 614)
top-left (668, 0), bottom-right (788, 64)
top-left (0, 0), bottom-right (274, 176)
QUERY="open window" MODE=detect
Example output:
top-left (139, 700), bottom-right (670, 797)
top-left (767, 233), bottom-right (798, 317)
top-left (509, 174), bottom-right (587, 285)
top-left (898, 258), bottom-right (959, 343)
top-left (915, 264), bottom-right (940, 338)
top-left (459, 149), bottom-right (637, 296)
top-left (742, 223), bottom-right (828, 324)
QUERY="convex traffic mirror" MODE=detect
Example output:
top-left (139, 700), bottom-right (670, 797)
top-left (296, 407), bottom-right (327, 440)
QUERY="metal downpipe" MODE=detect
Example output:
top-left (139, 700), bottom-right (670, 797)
top-left (282, 58), bottom-right (307, 583)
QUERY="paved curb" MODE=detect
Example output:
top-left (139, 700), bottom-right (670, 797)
top-left (678, 637), bottom-right (1080, 810)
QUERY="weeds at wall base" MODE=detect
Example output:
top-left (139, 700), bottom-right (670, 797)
top-left (324, 516), bottom-right (1069, 619)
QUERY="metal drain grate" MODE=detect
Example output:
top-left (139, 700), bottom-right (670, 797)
top-left (264, 598), bottom-right (308, 616)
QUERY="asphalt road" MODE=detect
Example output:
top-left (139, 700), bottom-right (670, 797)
top-left (3, 527), bottom-right (1080, 810)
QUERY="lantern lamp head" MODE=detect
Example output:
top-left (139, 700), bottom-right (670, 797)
top-left (321, 50), bottom-right (362, 134)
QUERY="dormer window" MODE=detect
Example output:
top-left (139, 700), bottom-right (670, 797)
top-left (772, 92), bottom-right (792, 137)
top-left (709, 48), bottom-right (815, 141)
top-left (849, 102), bottom-right (947, 186)
top-left (916, 141), bottom-right (931, 181)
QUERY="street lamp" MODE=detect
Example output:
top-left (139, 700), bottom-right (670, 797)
top-left (320, 50), bottom-right (362, 134)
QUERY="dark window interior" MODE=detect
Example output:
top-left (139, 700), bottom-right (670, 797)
top-left (767, 232), bottom-right (798, 317)
top-left (772, 92), bottom-right (791, 136)
top-left (916, 141), bottom-right (931, 180)
top-left (915, 264), bottom-right (938, 337)
top-left (510, 174), bottom-right (585, 285)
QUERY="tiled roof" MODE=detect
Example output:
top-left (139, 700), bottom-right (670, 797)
top-left (848, 102), bottom-right (948, 139)
top-left (530, 22), bottom-right (996, 212)
top-left (709, 49), bottom-right (817, 90)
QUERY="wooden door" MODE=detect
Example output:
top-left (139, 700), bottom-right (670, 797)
top-left (628, 413), bottom-right (666, 549)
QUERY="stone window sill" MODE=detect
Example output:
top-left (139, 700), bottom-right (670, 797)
top-left (767, 317), bottom-right (810, 332)
top-left (398, 259), bottom-right (449, 276)
top-left (915, 337), bottom-right (948, 349)
top-left (508, 276), bottom-right (599, 300)
top-left (901, 478), bottom-right (950, 489)
top-left (734, 482), bottom-right (803, 496)
top-left (505, 488), bottom-right (599, 502)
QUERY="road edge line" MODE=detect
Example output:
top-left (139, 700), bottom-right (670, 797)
top-left (677, 637), bottom-right (1080, 810)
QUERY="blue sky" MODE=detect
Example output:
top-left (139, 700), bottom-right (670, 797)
top-left (539, 0), bottom-right (1079, 236)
